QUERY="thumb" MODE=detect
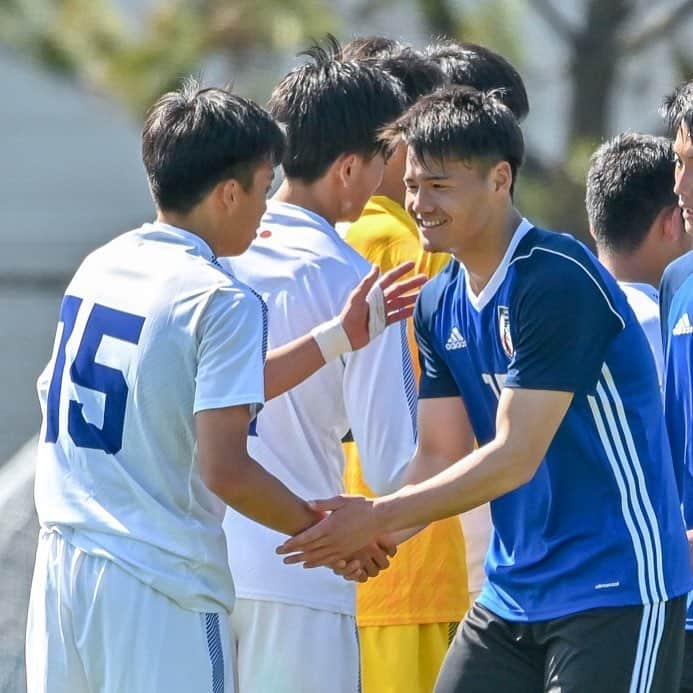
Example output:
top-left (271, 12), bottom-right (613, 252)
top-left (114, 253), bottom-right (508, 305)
top-left (308, 496), bottom-right (346, 513)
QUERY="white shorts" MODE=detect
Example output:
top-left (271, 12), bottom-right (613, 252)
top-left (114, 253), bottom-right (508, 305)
top-left (26, 529), bottom-right (234, 693)
top-left (231, 598), bottom-right (359, 693)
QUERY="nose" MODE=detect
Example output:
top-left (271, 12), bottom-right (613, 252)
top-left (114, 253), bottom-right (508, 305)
top-left (408, 187), bottom-right (433, 216)
top-left (675, 165), bottom-right (693, 201)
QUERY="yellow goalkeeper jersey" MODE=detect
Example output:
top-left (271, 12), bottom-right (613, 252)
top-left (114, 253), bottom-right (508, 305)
top-left (344, 196), bottom-right (469, 626)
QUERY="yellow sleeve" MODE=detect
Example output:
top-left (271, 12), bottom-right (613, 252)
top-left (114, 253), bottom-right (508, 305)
top-left (346, 216), bottom-right (418, 275)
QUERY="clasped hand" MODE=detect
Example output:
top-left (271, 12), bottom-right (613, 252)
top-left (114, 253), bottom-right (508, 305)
top-left (277, 495), bottom-right (393, 582)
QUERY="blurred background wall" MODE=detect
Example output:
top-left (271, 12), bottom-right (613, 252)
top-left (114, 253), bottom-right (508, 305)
top-left (2, 0), bottom-right (693, 690)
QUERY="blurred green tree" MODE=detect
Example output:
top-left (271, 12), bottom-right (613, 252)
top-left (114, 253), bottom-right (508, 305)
top-left (0, 0), bottom-right (335, 114)
top-left (411, 0), bottom-right (693, 239)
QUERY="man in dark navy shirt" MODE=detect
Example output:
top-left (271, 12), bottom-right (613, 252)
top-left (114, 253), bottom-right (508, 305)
top-left (279, 86), bottom-right (691, 693)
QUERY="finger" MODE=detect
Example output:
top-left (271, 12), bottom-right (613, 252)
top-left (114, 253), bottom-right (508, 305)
top-left (303, 552), bottom-right (344, 569)
top-left (307, 496), bottom-right (347, 513)
top-left (371, 551), bottom-right (390, 571)
top-left (376, 261), bottom-right (416, 289)
top-left (377, 539), bottom-right (398, 558)
top-left (330, 559), bottom-right (361, 577)
top-left (277, 528), bottom-right (331, 554)
top-left (382, 293), bottom-right (420, 312)
top-left (383, 274), bottom-right (427, 298)
top-left (363, 559), bottom-right (379, 578)
top-left (280, 537), bottom-right (332, 562)
top-left (384, 306), bottom-right (416, 325)
top-left (352, 264), bottom-right (380, 301)
top-left (286, 547), bottom-right (345, 566)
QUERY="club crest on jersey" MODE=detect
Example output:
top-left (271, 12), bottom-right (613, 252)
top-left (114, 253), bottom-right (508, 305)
top-left (498, 305), bottom-right (514, 359)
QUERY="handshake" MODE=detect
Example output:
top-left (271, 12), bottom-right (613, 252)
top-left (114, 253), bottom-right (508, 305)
top-left (277, 494), bottom-right (396, 583)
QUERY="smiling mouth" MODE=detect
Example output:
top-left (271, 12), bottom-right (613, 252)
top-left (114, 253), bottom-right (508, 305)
top-left (417, 218), bottom-right (446, 229)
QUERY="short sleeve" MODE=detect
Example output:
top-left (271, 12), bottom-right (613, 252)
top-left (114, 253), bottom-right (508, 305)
top-left (194, 286), bottom-right (265, 415)
top-left (414, 292), bottom-right (460, 399)
top-left (504, 255), bottom-right (624, 395)
top-left (660, 251), bottom-right (693, 352)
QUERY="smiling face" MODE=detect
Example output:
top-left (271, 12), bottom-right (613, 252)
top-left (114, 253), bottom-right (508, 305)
top-left (674, 124), bottom-right (693, 236)
top-left (404, 149), bottom-right (497, 255)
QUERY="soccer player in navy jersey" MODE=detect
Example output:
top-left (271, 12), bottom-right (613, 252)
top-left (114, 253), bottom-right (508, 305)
top-left (279, 86), bottom-right (691, 692)
top-left (586, 132), bottom-right (690, 392)
top-left (659, 80), bottom-right (693, 693)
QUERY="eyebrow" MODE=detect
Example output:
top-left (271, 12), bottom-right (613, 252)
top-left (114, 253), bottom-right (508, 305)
top-left (404, 174), bottom-right (451, 182)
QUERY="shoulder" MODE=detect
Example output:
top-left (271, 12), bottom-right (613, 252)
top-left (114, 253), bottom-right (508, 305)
top-left (508, 227), bottom-right (627, 326)
top-left (416, 258), bottom-right (460, 323)
top-left (511, 228), bottom-right (618, 292)
top-left (662, 250), bottom-right (693, 298)
top-left (510, 227), bottom-right (600, 280)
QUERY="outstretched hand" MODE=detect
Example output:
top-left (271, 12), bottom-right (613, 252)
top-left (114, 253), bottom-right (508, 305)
top-left (276, 495), bottom-right (381, 568)
top-left (341, 262), bottom-right (427, 350)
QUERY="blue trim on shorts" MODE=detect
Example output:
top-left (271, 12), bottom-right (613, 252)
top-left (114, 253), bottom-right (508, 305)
top-left (205, 612), bottom-right (225, 693)
top-left (354, 619), bottom-right (362, 693)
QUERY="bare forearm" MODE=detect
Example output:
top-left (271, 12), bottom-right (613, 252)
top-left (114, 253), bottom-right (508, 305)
top-left (264, 335), bottom-right (325, 401)
top-left (375, 441), bottom-right (532, 535)
top-left (212, 454), bottom-right (321, 535)
top-left (387, 448), bottom-right (463, 543)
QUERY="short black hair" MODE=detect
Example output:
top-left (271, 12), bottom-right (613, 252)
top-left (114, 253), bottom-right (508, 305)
top-left (661, 80), bottom-right (693, 137)
top-left (385, 85), bottom-right (524, 195)
top-left (586, 132), bottom-right (676, 254)
top-left (142, 78), bottom-right (284, 213)
top-left (364, 49), bottom-right (446, 107)
top-left (424, 39), bottom-right (529, 122)
top-left (268, 35), bottom-right (406, 182)
top-left (342, 36), bottom-right (407, 61)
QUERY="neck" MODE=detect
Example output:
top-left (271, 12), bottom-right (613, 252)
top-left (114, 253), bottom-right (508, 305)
top-left (375, 173), bottom-right (405, 208)
top-left (456, 206), bottom-right (523, 295)
top-left (274, 178), bottom-right (339, 226)
top-left (597, 249), bottom-right (658, 289)
top-left (156, 208), bottom-right (219, 255)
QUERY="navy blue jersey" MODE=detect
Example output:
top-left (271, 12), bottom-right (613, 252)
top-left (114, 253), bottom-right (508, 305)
top-left (661, 250), bottom-right (693, 629)
top-left (415, 220), bottom-right (690, 622)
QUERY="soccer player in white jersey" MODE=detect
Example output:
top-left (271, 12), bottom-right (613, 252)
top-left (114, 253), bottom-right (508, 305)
top-left (218, 39), bottom-right (419, 693)
top-left (279, 87), bottom-right (691, 692)
top-left (586, 132), bottom-right (691, 391)
top-left (26, 80), bottom-right (423, 693)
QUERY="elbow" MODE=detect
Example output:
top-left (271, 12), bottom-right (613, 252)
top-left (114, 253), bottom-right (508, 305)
top-left (497, 442), bottom-right (543, 493)
top-left (200, 454), bottom-right (253, 505)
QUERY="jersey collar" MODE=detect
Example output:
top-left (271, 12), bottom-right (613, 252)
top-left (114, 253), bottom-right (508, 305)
top-left (464, 217), bottom-right (534, 312)
top-left (141, 221), bottom-right (217, 262)
top-left (264, 200), bottom-right (341, 241)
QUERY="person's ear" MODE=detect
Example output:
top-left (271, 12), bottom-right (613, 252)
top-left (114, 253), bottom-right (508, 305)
top-left (489, 161), bottom-right (513, 195)
top-left (218, 178), bottom-right (242, 212)
top-left (335, 153), bottom-right (359, 188)
top-left (660, 205), bottom-right (684, 242)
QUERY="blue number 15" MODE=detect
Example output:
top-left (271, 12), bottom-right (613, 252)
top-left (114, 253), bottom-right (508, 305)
top-left (45, 295), bottom-right (145, 454)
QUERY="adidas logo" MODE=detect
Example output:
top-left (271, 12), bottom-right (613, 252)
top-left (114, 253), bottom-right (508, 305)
top-left (445, 326), bottom-right (467, 350)
top-left (673, 313), bottom-right (693, 336)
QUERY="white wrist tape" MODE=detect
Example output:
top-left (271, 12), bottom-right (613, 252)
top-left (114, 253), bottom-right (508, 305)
top-left (366, 283), bottom-right (386, 340)
top-left (311, 316), bottom-right (353, 363)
